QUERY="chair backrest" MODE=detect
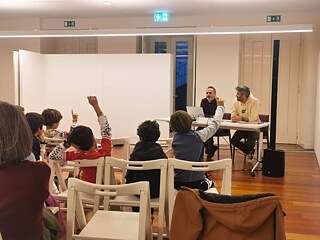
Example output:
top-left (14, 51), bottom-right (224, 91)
top-left (50, 157), bottom-right (105, 193)
top-left (223, 112), bottom-right (231, 120)
top-left (104, 156), bottom-right (168, 198)
top-left (44, 137), bottom-right (65, 146)
top-left (111, 137), bottom-right (131, 160)
top-left (96, 137), bottom-right (131, 160)
top-left (259, 114), bottom-right (269, 139)
top-left (167, 158), bottom-right (232, 230)
top-left (67, 178), bottom-right (152, 240)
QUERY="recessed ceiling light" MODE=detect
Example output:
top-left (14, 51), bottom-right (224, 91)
top-left (103, 1), bottom-right (112, 5)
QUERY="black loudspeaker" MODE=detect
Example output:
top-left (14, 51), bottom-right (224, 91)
top-left (262, 149), bottom-right (285, 177)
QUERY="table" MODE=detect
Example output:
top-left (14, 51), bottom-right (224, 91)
top-left (155, 117), bottom-right (269, 161)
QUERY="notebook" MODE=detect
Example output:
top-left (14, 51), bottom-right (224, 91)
top-left (186, 106), bottom-right (205, 120)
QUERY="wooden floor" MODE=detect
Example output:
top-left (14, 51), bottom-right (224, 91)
top-left (112, 143), bottom-right (320, 240)
top-left (228, 144), bottom-right (320, 240)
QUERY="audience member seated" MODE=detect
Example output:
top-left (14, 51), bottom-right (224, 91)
top-left (42, 108), bottom-right (66, 139)
top-left (125, 120), bottom-right (168, 213)
top-left (0, 101), bottom-right (51, 240)
top-left (169, 99), bottom-right (224, 191)
top-left (26, 112), bottom-right (47, 161)
top-left (49, 96), bottom-right (112, 183)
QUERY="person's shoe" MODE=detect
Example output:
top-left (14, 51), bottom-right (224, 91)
top-left (207, 146), bottom-right (219, 159)
top-left (247, 149), bottom-right (255, 161)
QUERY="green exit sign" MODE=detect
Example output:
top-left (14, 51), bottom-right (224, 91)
top-left (154, 12), bottom-right (170, 22)
top-left (267, 15), bottom-right (281, 22)
top-left (64, 21), bottom-right (75, 27)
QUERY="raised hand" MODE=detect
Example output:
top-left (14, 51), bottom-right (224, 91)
top-left (216, 98), bottom-right (224, 107)
top-left (71, 109), bottom-right (78, 123)
top-left (87, 96), bottom-right (103, 117)
top-left (87, 96), bottom-right (99, 107)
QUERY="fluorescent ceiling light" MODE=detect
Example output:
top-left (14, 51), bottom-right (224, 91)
top-left (0, 24), bottom-right (313, 38)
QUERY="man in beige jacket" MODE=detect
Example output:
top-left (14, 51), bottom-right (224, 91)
top-left (231, 85), bottom-right (260, 160)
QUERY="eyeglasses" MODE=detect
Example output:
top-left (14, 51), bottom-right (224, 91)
top-left (206, 92), bottom-right (213, 94)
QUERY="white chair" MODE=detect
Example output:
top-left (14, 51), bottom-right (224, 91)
top-left (66, 178), bottom-right (152, 240)
top-left (95, 136), bottom-right (131, 183)
top-left (105, 156), bottom-right (168, 240)
top-left (95, 137), bottom-right (131, 160)
top-left (157, 138), bottom-right (173, 154)
top-left (111, 137), bottom-right (131, 160)
top-left (167, 158), bottom-right (232, 231)
top-left (50, 157), bottom-right (105, 209)
top-left (44, 137), bottom-right (65, 146)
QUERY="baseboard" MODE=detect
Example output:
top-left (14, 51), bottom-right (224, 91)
top-left (297, 140), bottom-right (314, 150)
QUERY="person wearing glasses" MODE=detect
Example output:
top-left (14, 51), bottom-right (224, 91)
top-left (199, 86), bottom-right (220, 160)
top-left (231, 85), bottom-right (260, 160)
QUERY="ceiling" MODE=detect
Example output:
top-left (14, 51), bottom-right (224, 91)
top-left (0, 0), bottom-right (319, 19)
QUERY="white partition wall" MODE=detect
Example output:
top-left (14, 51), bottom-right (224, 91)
top-left (19, 50), bottom-right (173, 139)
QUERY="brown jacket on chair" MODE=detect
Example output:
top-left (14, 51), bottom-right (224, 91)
top-left (170, 188), bottom-right (286, 240)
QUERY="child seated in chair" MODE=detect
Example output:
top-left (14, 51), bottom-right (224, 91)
top-left (125, 120), bottom-right (167, 199)
top-left (42, 108), bottom-right (66, 139)
top-left (49, 96), bottom-right (112, 183)
top-left (169, 99), bottom-right (224, 191)
top-left (25, 112), bottom-right (46, 161)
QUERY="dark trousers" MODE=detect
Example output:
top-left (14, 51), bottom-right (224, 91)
top-left (199, 128), bottom-right (222, 155)
top-left (231, 130), bottom-right (259, 154)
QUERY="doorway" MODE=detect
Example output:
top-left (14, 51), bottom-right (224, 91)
top-left (147, 36), bottom-right (194, 111)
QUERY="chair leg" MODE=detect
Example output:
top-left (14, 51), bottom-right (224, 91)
top-left (228, 134), bottom-right (233, 160)
top-left (232, 145), bottom-right (236, 166)
top-left (256, 140), bottom-right (259, 160)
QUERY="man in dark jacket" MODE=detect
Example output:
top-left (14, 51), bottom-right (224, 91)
top-left (200, 86), bottom-right (219, 160)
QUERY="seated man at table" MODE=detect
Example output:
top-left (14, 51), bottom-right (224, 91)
top-left (230, 85), bottom-right (260, 160)
top-left (199, 86), bottom-right (220, 160)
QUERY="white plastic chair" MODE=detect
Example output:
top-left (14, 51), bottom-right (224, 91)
top-left (95, 137), bottom-right (130, 183)
top-left (50, 157), bottom-right (105, 209)
top-left (66, 178), bottom-right (152, 240)
top-left (157, 138), bottom-right (173, 154)
top-left (95, 137), bottom-right (131, 160)
top-left (105, 156), bottom-right (168, 240)
top-left (167, 158), bottom-right (232, 231)
top-left (44, 137), bottom-right (65, 146)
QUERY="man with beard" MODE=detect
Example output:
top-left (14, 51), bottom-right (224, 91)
top-left (199, 86), bottom-right (220, 160)
top-left (231, 86), bottom-right (260, 160)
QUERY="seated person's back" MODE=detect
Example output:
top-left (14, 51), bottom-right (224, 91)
top-left (125, 120), bottom-right (167, 199)
top-left (170, 99), bottom-right (224, 191)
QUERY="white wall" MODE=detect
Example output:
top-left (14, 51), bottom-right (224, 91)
top-left (297, 14), bottom-right (320, 149)
top-left (195, 35), bottom-right (240, 112)
top-left (98, 36), bottom-right (138, 53)
top-left (315, 52), bottom-right (320, 166)
top-left (0, 38), bottom-right (40, 103)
